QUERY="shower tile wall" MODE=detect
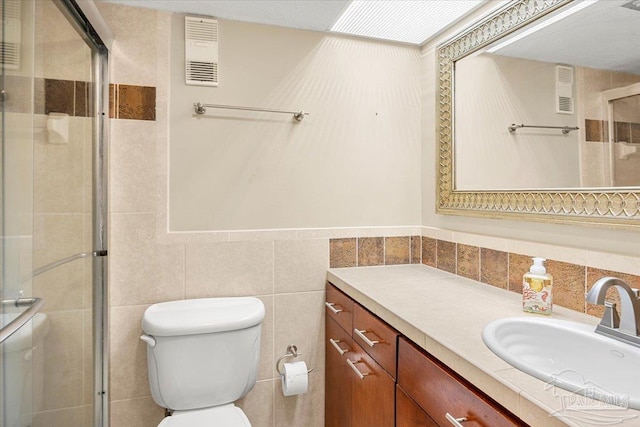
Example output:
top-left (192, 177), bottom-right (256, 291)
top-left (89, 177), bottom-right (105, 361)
top-left (109, 84), bottom-right (156, 120)
top-left (577, 66), bottom-right (640, 186)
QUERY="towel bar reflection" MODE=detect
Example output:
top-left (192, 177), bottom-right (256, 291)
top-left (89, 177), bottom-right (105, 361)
top-left (508, 124), bottom-right (579, 135)
top-left (194, 102), bottom-right (309, 121)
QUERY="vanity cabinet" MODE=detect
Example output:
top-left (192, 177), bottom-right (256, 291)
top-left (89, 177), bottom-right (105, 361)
top-left (326, 282), bottom-right (528, 427)
top-left (325, 284), bottom-right (396, 427)
top-left (397, 337), bottom-right (525, 427)
top-left (396, 385), bottom-right (438, 427)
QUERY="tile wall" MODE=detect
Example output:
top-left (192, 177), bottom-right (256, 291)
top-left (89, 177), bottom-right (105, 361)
top-left (328, 230), bottom-right (640, 321)
top-left (420, 234), bottom-right (640, 318)
top-left (329, 236), bottom-right (422, 268)
top-left (585, 119), bottom-right (640, 143)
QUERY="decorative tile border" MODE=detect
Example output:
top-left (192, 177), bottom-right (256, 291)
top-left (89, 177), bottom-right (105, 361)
top-left (585, 119), bottom-right (607, 142)
top-left (329, 235), bottom-right (421, 268)
top-left (110, 83), bottom-right (156, 121)
top-left (31, 77), bottom-right (91, 117)
top-left (585, 119), bottom-right (640, 143)
top-left (5, 76), bottom-right (156, 122)
top-left (420, 236), bottom-right (640, 316)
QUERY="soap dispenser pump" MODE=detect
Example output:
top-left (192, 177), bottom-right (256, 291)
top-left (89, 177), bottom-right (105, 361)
top-left (523, 257), bottom-right (553, 315)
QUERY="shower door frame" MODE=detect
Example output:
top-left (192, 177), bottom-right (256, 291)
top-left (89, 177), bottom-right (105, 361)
top-left (52, 1), bottom-right (110, 426)
top-left (602, 82), bottom-right (640, 187)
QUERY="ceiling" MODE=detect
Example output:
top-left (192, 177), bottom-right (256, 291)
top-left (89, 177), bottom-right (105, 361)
top-left (491, 0), bottom-right (640, 75)
top-left (97, 0), bottom-right (351, 32)
top-left (96, 0), bottom-right (490, 45)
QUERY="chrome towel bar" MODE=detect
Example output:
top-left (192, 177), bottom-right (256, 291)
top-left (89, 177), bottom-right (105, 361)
top-left (508, 123), bottom-right (579, 135)
top-left (194, 102), bottom-right (309, 121)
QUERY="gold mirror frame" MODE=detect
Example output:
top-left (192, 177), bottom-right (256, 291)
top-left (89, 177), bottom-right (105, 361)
top-left (436, 0), bottom-right (640, 227)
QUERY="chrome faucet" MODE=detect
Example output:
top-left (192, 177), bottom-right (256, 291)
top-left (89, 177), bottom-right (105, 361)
top-left (586, 277), bottom-right (640, 348)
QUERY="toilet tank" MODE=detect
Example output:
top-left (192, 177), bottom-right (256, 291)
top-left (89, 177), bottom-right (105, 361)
top-left (141, 297), bottom-right (265, 411)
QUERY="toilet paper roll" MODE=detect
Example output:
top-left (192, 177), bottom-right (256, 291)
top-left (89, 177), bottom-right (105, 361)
top-left (281, 361), bottom-right (309, 396)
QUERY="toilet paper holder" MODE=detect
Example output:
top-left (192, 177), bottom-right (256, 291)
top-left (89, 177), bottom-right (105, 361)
top-left (276, 344), bottom-right (313, 376)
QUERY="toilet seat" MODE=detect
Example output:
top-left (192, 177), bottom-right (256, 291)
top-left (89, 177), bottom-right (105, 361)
top-left (158, 404), bottom-right (251, 427)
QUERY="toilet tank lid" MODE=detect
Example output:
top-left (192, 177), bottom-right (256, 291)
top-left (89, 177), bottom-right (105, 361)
top-left (142, 297), bottom-right (265, 336)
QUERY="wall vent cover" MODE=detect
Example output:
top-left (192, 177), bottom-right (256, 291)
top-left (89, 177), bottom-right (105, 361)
top-left (1, 0), bottom-right (21, 70)
top-left (185, 17), bottom-right (218, 86)
top-left (555, 65), bottom-right (574, 114)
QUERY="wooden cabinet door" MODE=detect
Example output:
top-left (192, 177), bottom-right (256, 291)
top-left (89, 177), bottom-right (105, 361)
top-left (348, 340), bottom-right (395, 427)
top-left (398, 338), bottom-right (525, 427)
top-left (396, 385), bottom-right (439, 427)
top-left (326, 316), bottom-right (354, 427)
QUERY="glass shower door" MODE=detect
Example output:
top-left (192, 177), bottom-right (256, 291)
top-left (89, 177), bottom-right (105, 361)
top-left (1, 0), bottom-right (108, 425)
top-left (1, 0), bottom-right (38, 426)
top-left (608, 87), bottom-right (640, 187)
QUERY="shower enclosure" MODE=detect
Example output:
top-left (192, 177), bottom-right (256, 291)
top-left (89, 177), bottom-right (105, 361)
top-left (604, 82), bottom-right (640, 187)
top-left (0, 0), bottom-right (108, 426)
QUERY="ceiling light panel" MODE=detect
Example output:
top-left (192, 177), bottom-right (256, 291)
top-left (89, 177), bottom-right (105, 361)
top-left (331, 0), bottom-right (484, 45)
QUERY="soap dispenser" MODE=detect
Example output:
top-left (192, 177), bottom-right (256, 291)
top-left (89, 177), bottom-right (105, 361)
top-left (523, 257), bottom-right (553, 315)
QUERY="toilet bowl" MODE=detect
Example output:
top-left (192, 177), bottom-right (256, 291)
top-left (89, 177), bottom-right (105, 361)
top-left (141, 297), bottom-right (265, 426)
top-left (158, 405), bottom-right (250, 427)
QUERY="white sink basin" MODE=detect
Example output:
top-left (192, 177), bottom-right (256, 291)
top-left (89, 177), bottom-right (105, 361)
top-left (482, 317), bottom-right (640, 410)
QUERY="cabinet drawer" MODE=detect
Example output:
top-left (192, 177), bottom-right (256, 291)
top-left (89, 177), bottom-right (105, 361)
top-left (348, 340), bottom-right (395, 427)
top-left (326, 317), bottom-right (354, 427)
top-left (396, 385), bottom-right (438, 427)
top-left (326, 314), bottom-right (356, 360)
top-left (397, 338), bottom-right (525, 427)
top-left (326, 283), bottom-right (354, 334)
top-left (353, 303), bottom-right (398, 379)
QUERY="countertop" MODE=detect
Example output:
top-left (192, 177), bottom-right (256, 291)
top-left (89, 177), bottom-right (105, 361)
top-left (327, 264), bottom-right (640, 427)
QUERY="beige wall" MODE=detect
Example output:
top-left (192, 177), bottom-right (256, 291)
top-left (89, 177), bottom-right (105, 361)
top-left (421, 2), bottom-right (640, 258)
top-left (98, 3), bottom-right (420, 427)
top-left (169, 15), bottom-right (422, 231)
top-left (455, 53), bottom-right (580, 190)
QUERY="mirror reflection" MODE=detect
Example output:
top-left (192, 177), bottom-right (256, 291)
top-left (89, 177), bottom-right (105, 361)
top-left (454, 0), bottom-right (640, 190)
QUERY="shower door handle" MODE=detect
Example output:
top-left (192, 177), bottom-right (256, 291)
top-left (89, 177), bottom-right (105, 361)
top-left (0, 297), bottom-right (46, 344)
top-left (32, 250), bottom-right (107, 278)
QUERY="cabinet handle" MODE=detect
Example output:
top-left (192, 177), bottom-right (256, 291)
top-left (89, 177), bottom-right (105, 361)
top-left (329, 338), bottom-right (349, 355)
top-left (346, 359), bottom-right (369, 380)
top-left (445, 413), bottom-right (468, 427)
top-left (354, 328), bottom-right (379, 347)
top-left (325, 302), bottom-right (343, 314)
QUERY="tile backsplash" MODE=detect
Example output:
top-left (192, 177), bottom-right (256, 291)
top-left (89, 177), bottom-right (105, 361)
top-left (421, 236), bottom-right (640, 316)
top-left (330, 235), bottom-right (422, 268)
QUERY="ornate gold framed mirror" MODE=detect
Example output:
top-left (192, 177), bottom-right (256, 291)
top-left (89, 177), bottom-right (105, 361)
top-left (436, 0), bottom-right (640, 227)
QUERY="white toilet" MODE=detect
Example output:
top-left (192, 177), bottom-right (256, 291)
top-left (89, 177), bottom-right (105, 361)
top-left (140, 297), bottom-right (265, 427)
